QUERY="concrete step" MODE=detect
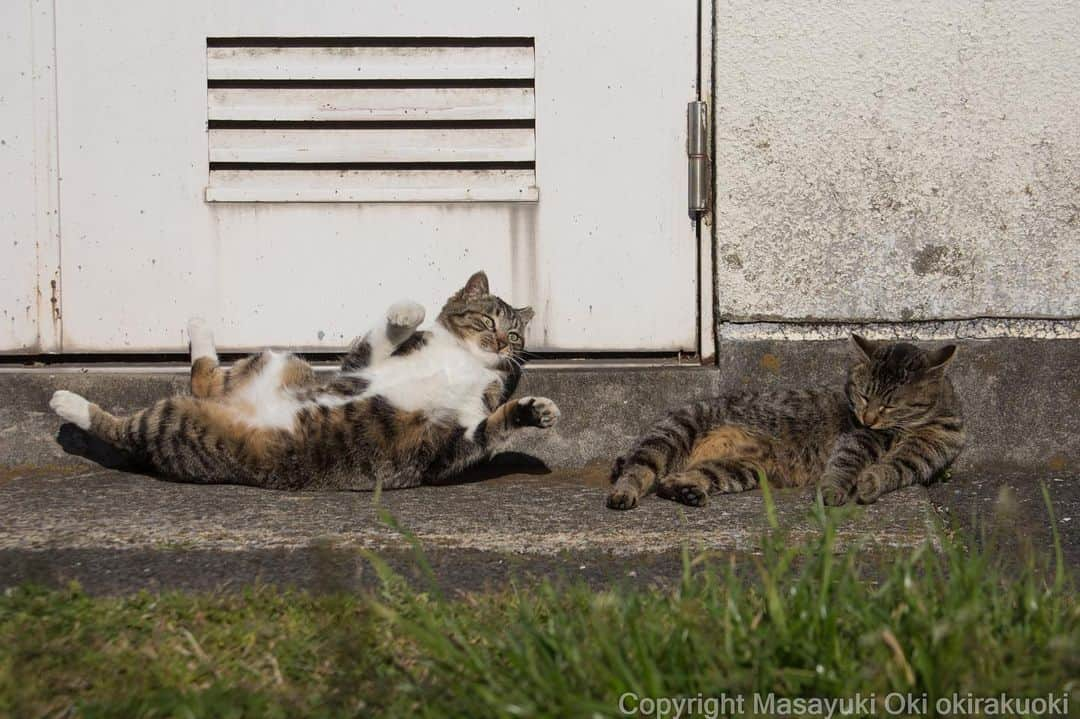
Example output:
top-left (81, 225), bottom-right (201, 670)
top-left (2, 336), bottom-right (1076, 472)
top-left (0, 466), bottom-right (939, 593)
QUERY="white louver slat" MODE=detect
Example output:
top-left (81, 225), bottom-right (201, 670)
top-left (205, 38), bottom-right (537, 203)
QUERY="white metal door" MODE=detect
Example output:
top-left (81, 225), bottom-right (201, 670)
top-left (22, 0), bottom-right (698, 353)
top-left (0, 0), bottom-right (61, 353)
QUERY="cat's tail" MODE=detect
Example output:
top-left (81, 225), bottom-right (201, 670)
top-left (50, 390), bottom-right (145, 452)
top-left (50, 390), bottom-right (267, 484)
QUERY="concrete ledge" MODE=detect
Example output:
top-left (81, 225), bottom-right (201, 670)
top-left (2, 337), bottom-right (1076, 473)
top-left (0, 468), bottom-right (936, 593)
top-left (711, 337), bottom-right (1078, 473)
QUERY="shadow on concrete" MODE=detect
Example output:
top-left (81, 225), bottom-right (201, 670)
top-left (56, 423), bottom-right (144, 473)
top-left (433, 451), bottom-right (551, 486)
top-left (56, 423), bottom-right (548, 487)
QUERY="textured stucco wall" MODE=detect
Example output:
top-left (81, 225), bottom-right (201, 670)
top-left (712, 1), bottom-right (1080, 323)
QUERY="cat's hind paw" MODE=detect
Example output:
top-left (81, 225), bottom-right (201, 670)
top-left (515, 396), bottom-right (560, 428)
top-left (820, 480), bottom-right (853, 507)
top-left (386, 300), bottom-right (425, 331)
top-left (675, 485), bottom-right (708, 507)
top-left (186, 317), bottom-right (216, 361)
top-left (50, 390), bottom-right (92, 430)
top-left (658, 475), bottom-right (709, 507)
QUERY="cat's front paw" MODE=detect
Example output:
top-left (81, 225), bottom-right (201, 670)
top-left (855, 467), bottom-right (892, 504)
top-left (820, 479), bottom-right (853, 507)
top-left (386, 300), bottom-right (425, 330)
top-left (606, 486), bottom-right (639, 510)
top-left (515, 397), bottom-right (560, 428)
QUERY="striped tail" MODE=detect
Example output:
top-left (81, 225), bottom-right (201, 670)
top-left (51, 389), bottom-right (142, 451)
top-left (52, 391), bottom-right (229, 482)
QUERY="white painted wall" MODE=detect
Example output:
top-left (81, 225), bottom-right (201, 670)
top-left (713, 0), bottom-right (1080, 323)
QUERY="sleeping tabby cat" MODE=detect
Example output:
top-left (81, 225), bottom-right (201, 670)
top-left (607, 335), bottom-right (963, 509)
top-left (49, 271), bottom-right (558, 490)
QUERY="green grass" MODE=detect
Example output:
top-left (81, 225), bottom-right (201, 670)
top-left (1, 488), bottom-right (1077, 718)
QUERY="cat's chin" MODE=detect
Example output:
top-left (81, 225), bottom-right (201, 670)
top-left (494, 355), bottom-right (520, 371)
top-left (488, 354), bottom-right (515, 370)
top-left (458, 340), bottom-right (502, 368)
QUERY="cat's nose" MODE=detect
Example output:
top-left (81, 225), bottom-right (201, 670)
top-left (861, 408), bottom-right (880, 427)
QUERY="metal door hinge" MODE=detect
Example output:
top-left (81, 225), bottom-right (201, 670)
top-left (687, 100), bottom-right (709, 219)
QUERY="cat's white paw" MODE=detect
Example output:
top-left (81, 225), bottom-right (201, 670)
top-left (386, 300), bottom-right (425, 330)
top-left (50, 390), bottom-right (92, 430)
top-left (517, 396), bottom-right (561, 428)
top-left (186, 317), bottom-right (216, 361)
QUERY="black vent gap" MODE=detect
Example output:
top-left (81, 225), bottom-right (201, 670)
top-left (209, 161), bottom-right (536, 171)
top-left (207, 37), bottom-right (535, 48)
top-left (208, 78), bottom-right (535, 89)
top-left (209, 119), bottom-right (534, 130)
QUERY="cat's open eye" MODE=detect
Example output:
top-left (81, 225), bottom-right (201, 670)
top-left (480, 316), bottom-right (495, 330)
top-left (507, 330), bottom-right (521, 343)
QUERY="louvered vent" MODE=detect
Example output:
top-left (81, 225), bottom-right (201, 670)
top-left (205, 38), bottom-right (537, 202)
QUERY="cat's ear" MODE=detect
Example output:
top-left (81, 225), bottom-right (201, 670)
top-left (850, 334), bottom-right (878, 361)
top-left (459, 271), bottom-right (489, 301)
top-left (924, 344), bottom-right (957, 372)
top-left (516, 306), bottom-right (535, 325)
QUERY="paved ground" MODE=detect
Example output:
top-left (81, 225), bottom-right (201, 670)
top-left (0, 456), bottom-right (951, 594)
top-left (2, 456), bottom-right (1076, 594)
top-left (929, 470), bottom-right (1080, 570)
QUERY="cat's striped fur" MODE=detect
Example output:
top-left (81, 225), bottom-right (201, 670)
top-left (50, 272), bottom-right (557, 490)
top-left (607, 335), bottom-right (964, 509)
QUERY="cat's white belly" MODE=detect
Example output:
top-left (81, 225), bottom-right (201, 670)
top-left (233, 351), bottom-right (307, 430)
top-left (232, 335), bottom-right (497, 433)
top-left (355, 340), bottom-right (498, 429)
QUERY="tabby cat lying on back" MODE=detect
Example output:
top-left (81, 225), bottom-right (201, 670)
top-left (50, 271), bottom-right (558, 490)
top-left (607, 335), bottom-right (963, 509)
